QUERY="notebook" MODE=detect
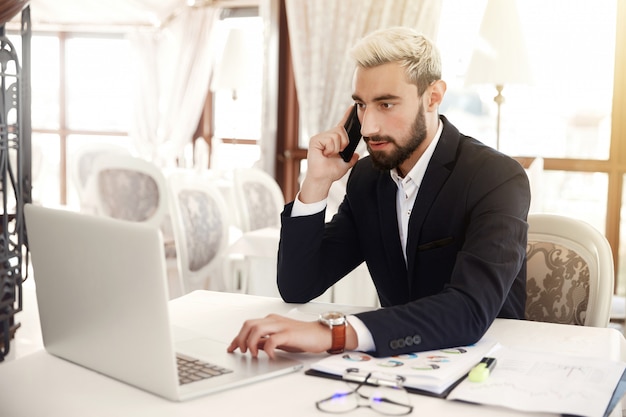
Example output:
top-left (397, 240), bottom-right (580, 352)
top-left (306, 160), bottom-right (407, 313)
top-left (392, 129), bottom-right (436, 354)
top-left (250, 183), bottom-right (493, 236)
top-left (24, 204), bottom-right (302, 401)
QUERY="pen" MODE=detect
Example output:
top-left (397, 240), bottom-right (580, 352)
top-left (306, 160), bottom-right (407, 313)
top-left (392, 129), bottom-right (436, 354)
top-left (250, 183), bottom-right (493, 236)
top-left (468, 357), bottom-right (497, 382)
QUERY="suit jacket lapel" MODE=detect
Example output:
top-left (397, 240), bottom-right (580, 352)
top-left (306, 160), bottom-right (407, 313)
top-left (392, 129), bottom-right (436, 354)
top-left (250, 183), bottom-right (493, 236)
top-left (406, 117), bottom-right (460, 278)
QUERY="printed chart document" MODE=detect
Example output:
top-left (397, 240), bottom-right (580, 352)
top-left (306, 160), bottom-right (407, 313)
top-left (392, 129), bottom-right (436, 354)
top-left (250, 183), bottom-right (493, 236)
top-left (307, 338), bottom-right (498, 397)
top-left (447, 346), bottom-right (626, 417)
top-left (308, 341), bottom-right (626, 416)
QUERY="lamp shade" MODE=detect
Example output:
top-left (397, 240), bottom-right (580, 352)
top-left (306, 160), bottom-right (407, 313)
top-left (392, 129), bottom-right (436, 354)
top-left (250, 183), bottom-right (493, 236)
top-left (465, 0), bottom-right (532, 86)
top-left (210, 27), bottom-right (261, 93)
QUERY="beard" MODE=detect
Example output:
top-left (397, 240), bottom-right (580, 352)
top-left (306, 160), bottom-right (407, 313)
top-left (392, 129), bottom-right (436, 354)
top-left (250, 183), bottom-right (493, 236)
top-left (366, 104), bottom-right (427, 171)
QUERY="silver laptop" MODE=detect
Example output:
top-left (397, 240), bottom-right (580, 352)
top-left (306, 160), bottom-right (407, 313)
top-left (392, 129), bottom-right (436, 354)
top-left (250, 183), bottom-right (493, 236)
top-left (24, 204), bottom-right (302, 401)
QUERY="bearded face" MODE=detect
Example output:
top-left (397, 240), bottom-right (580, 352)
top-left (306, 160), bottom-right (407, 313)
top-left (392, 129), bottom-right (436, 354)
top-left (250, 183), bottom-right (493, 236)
top-left (365, 102), bottom-right (427, 171)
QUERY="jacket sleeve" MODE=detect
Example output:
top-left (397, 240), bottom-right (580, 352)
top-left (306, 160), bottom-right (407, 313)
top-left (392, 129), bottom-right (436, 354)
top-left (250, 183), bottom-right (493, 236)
top-left (276, 198), bottom-right (365, 303)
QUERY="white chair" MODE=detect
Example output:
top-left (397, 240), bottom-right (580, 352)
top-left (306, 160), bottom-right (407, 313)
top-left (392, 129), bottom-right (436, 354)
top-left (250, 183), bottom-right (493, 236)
top-left (85, 153), bottom-right (169, 229)
top-left (232, 168), bottom-right (285, 232)
top-left (525, 213), bottom-right (614, 327)
top-left (70, 143), bottom-right (132, 214)
top-left (167, 171), bottom-right (232, 294)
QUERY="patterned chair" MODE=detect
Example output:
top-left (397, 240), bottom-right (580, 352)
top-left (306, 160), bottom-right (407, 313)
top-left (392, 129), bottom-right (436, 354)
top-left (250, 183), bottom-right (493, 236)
top-left (70, 143), bottom-right (132, 214)
top-left (525, 213), bottom-right (614, 327)
top-left (86, 153), bottom-right (170, 228)
top-left (167, 171), bottom-right (231, 294)
top-left (232, 168), bottom-right (285, 232)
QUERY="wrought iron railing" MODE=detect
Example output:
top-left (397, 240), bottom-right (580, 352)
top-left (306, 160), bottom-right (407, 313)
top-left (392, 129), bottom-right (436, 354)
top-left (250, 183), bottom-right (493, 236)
top-left (0, 5), bottom-right (31, 362)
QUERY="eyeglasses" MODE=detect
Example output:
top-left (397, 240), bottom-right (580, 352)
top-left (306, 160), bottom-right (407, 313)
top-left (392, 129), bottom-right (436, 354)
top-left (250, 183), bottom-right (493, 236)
top-left (315, 371), bottom-right (413, 415)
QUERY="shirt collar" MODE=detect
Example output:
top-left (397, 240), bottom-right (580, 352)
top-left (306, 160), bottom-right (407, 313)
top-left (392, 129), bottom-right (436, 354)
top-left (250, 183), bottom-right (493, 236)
top-left (390, 119), bottom-right (444, 187)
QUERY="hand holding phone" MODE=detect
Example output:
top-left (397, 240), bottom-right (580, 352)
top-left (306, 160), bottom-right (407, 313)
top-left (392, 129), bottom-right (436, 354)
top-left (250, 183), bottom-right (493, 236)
top-left (339, 105), bottom-right (362, 163)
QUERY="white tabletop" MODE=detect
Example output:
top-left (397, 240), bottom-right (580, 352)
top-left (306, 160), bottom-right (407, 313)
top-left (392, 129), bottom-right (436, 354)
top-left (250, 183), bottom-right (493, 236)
top-left (1, 289), bottom-right (625, 417)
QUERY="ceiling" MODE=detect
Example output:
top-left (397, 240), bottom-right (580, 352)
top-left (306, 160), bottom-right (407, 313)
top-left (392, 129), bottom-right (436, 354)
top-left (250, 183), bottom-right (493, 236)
top-left (6, 0), bottom-right (255, 32)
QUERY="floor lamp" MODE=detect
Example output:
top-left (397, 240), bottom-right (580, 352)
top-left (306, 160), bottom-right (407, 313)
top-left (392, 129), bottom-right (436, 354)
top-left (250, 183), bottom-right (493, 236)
top-left (465, 0), bottom-right (532, 151)
top-left (209, 26), bottom-right (261, 164)
top-left (211, 27), bottom-right (261, 101)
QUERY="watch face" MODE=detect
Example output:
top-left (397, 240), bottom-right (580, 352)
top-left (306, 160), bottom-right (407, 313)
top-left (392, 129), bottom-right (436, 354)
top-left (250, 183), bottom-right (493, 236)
top-left (320, 311), bottom-right (346, 326)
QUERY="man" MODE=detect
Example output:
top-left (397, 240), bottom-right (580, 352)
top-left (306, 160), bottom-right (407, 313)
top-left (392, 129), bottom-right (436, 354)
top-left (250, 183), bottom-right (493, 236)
top-left (228, 27), bottom-right (529, 359)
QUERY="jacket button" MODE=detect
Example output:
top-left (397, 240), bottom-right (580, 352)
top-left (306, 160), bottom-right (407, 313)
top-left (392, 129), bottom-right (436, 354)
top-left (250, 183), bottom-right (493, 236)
top-left (404, 336), bottom-right (413, 346)
top-left (413, 335), bottom-right (421, 345)
top-left (390, 340), bottom-right (398, 349)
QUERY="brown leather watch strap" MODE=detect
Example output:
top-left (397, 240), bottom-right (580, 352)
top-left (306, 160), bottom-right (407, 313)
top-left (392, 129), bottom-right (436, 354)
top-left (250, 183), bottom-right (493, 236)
top-left (328, 321), bottom-right (346, 354)
top-left (320, 311), bottom-right (347, 354)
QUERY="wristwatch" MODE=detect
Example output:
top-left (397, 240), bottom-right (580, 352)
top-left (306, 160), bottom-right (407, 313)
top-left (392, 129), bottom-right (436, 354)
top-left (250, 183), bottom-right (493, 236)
top-left (319, 311), bottom-right (347, 354)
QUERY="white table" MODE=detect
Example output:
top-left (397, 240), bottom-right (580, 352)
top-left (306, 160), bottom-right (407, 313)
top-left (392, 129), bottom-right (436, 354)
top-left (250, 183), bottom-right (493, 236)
top-left (1, 288), bottom-right (625, 417)
top-left (223, 226), bottom-right (284, 297)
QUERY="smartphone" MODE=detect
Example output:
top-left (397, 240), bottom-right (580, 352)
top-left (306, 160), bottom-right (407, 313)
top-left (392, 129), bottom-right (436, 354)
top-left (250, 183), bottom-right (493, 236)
top-left (339, 105), bottom-right (362, 163)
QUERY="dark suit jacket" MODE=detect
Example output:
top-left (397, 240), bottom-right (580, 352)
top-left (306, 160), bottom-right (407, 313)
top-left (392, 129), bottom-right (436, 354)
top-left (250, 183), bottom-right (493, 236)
top-left (277, 116), bottom-right (530, 357)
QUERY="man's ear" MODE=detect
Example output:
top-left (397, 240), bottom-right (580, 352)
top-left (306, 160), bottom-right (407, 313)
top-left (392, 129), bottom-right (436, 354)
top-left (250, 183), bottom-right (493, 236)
top-left (427, 80), bottom-right (447, 111)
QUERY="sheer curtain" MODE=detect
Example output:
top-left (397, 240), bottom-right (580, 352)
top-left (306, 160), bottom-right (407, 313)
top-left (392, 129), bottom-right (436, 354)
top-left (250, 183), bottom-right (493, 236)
top-left (128, 6), bottom-right (221, 168)
top-left (285, 0), bottom-right (443, 216)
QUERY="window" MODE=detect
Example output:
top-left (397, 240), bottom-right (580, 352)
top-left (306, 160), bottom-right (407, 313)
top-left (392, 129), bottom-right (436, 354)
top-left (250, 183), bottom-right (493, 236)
top-left (8, 31), bottom-right (134, 208)
top-left (10, 9), bottom-right (266, 208)
top-left (208, 10), bottom-right (264, 171)
top-left (438, 0), bottom-right (616, 160)
top-left (437, 0), bottom-right (625, 293)
top-left (65, 36), bottom-right (132, 132)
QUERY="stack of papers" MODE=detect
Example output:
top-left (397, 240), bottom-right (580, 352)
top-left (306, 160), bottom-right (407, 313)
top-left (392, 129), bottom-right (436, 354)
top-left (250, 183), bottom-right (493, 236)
top-left (308, 341), bottom-right (626, 417)
top-left (309, 337), bottom-right (497, 397)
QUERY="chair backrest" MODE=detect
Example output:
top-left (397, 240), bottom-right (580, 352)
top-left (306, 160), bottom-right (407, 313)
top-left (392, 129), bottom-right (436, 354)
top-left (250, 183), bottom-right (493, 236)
top-left (85, 153), bottom-right (169, 230)
top-left (525, 213), bottom-right (614, 327)
top-left (167, 171), bottom-right (231, 293)
top-left (70, 143), bottom-right (132, 213)
top-left (232, 168), bottom-right (285, 232)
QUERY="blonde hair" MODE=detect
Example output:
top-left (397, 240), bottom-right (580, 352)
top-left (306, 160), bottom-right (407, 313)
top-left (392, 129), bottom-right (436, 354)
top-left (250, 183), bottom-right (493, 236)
top-left (349, 27), bottom-right (441, 96)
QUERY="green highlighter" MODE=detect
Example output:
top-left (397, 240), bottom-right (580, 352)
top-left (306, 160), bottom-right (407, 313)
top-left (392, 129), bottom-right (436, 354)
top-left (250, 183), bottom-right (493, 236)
top-left (468, 357), bottom-right (497, 382)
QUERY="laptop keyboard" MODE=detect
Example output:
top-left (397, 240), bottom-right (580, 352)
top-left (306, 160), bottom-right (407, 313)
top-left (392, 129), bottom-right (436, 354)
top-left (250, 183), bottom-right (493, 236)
top-left (176, 353), bottom-right (233, 385)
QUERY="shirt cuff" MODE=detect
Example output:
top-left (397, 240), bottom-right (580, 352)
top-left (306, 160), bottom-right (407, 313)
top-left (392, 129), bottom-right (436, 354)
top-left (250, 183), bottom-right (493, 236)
top-left (346, 315), bottom-right (375, 352)
top-left (290, 192), bottom-right (327, 217)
